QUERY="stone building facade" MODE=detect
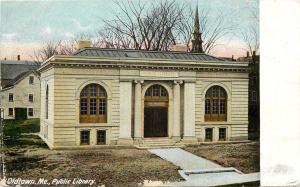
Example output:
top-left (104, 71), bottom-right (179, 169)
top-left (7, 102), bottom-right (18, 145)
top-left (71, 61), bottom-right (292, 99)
top-left (38, 48), bottom-right (249, 149)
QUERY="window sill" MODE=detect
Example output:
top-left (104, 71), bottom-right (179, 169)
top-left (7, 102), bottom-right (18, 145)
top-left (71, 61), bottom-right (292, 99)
top-left (201, 121), bottom-right (229, 125)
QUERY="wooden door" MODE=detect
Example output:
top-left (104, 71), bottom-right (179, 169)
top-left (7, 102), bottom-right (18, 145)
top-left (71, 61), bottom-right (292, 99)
top-left (144, 107), bottom-right (168, 137)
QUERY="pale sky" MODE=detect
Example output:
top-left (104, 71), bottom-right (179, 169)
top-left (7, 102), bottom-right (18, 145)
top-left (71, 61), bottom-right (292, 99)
top-left (0, 0), bottom-right (258, 60)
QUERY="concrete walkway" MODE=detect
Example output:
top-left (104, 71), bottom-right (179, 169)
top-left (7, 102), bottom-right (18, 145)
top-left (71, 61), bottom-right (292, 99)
top-left (149, 148), bottom-right (222, 170)
top-left (148, 148), bottom-right (260, 186)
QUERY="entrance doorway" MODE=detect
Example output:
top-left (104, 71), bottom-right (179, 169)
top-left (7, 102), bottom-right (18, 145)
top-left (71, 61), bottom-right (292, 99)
top-left (144, 107), bottom-right (168, 137)
top-left (144, 84), bottom-right (168, 138)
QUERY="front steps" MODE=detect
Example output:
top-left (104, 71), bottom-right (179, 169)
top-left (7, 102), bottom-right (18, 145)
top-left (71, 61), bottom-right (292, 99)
top-left (135, 138), bottom-right (185, 149)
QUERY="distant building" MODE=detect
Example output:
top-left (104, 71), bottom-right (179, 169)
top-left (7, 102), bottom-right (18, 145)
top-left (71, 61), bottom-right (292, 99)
top-left (0, 70), bottom-right (41, 119)
top-left (0, 57), bottom-right (40, 119)
top-left (237, 51), bottom-right (260, 139)
top-left (0, 57), bottom-right (38, 89)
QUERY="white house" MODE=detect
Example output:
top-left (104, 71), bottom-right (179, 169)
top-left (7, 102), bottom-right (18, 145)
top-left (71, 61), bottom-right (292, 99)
top-left (0, 70), bottom-right (41, 119)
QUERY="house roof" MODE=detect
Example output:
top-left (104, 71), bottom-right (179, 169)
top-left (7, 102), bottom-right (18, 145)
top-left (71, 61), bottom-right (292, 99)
top-left (0, 60), bottom-right (39, 80)
top-left (3, 70), bottom-right (39, 89)
top-left (73, 48), bottom-right (225, 62)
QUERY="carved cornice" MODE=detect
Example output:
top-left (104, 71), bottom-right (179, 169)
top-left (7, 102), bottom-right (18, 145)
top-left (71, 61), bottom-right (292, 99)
top-left (38, 56), bottom-right (249, 73)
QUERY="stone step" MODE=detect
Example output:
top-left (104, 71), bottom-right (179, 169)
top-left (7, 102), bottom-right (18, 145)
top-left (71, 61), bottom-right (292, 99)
top-left (135, 144), bottom-right (185, 149)
top-left (141, 141), bottom-right (176, 146)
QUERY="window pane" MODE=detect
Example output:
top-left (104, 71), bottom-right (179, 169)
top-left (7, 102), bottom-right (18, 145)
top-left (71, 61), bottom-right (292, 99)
top-left (80, 98), bottom-right (87, 115)
top-left (212, 99), bottom-right (218, 114)
top-left (29, 76), bottom-right (34, 84)
top-left (212, 87), bottom-right (218, 97)
top-left (90, 84), bottom-right (97, 96)
top-left (29, 94), bottom-right (33, 102)
top-left (205, 99), bottom-right (210, 114)
top-left (9, 108), bottom-right (13, 116)
top-left (28, 108), bottom-right (33, 116)
top-left (97, 130), bottom-right (106, 144)
top-left (219, 99), bottom-right (226, 114)
top-left (46, 86), bottom-right (49, 119)
top-left (98, 99), bottom-right (106, 115)
top-left (145, 89), bottom-right (151, 96)
top-left (80, 131), bottom-right (90, 145)
top-left (219, 89), bottom-right (226, 97)
top-left (9, 93), bottom-right (13, 102)
top-left (160, 87), bottom-right (167, 96)
top-left (153, 85), bottom-right (159, 96)
top-left (99, 86), bottom-right (106, 97)
top-left (205, 128), bottom-right (213, 141)
top-left (219, 128), bottom-right (226, 140)
top-left (89, 98), bottom-right (96, 114)
top-left (80, 87), bottom-right (88, 97)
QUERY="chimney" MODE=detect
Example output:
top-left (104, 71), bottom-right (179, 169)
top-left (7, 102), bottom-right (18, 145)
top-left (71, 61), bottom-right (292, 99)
top-left (172, 44), bottom-right (188, 52)
top-left (253, 50), bottom-right (256, 57)
top-left (78, 40), bottom-right (92, 50)
top-left (4, 57), bottom-right (7, 61)
top-left (246, 51), bottom-right (249, 58)
top-left (17, 55), bottom-right (20, 61)
top-left (231, 55), bottom-right (234, 61)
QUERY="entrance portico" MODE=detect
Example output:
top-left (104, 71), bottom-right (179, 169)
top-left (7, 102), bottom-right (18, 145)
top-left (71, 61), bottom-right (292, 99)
top-left (121, 79), bottom-right (197, 145)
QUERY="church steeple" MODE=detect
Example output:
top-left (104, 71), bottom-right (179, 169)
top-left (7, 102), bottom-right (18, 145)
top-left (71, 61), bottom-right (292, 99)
top-left (191, 1), bottom-right (204, 53)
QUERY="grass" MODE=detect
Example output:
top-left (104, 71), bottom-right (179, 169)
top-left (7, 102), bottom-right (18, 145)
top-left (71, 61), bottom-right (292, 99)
top-left (3, 118), bottom-right (47, 150)
top-left (184, 142), bottom-right (260, 173)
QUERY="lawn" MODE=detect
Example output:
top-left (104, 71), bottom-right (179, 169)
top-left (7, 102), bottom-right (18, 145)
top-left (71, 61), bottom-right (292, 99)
top-left (3, 119), bottom-right (259, 186)
top-left (3, 119), bottom-right (47, 152)
top-left (3, 119), bottom-right (181, 186)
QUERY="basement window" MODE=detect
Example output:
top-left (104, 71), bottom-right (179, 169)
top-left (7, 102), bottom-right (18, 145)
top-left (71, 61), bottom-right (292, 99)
top-left (219, 128), bottom-right (227, 141)
top-left (205, 128), bottom-right (213, 142)
top-left (97, 130), bottom-right (106, 145)
top-left (80, 131), bottom-right (90, 145)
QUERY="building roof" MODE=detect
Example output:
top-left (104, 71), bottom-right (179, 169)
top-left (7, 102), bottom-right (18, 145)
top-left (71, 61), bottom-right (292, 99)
top-left (0, 60), bottom-right (39, 80)
top-left (3, 70), bottom-right (39, 89)
top-left (0, 60), bottom-right (37, 65)
top-left (73, 48), bottom-right (225, 62)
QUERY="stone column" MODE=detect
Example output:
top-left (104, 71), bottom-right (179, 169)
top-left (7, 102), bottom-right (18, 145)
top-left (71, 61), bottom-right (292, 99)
top-left (118, 81), bottom-right (133, 145)
top-left (134, 80), bottom-right (143, 140)
top-left (183, 81), bottom-right (197, 142)
top-left (173, 80), bottom-right (182, 140)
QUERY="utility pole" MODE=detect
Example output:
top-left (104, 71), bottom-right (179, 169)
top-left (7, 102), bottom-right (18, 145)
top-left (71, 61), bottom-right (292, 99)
top-left (0, 108), bottom-right (5, 180)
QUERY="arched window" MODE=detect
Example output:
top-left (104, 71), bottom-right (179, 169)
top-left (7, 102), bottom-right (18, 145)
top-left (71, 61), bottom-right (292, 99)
top-left (80, 84), bottom-right (107, 123)
top-left (205, 86), bottom-right (227, 121)
top-left (45, 85), bottom-right (49, 119)
top-left (145, 84), bottom-right (168, 101)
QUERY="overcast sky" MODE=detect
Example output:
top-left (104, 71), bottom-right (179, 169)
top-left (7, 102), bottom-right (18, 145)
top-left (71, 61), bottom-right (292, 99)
top-left (0, 0), bottom-right (258, 60)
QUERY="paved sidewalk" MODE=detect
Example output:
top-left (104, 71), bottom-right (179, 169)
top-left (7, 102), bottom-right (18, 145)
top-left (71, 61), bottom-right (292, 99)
top-left (148, 148), bottom-right (260, 186)
top-left (149, 148), bottom-right (223, 170)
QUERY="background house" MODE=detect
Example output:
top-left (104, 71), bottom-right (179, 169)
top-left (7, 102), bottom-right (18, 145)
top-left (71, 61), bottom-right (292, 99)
top-left (0, 56), bottom-right (39, 89)
top-left (0, 57), bottom-right (40, 119)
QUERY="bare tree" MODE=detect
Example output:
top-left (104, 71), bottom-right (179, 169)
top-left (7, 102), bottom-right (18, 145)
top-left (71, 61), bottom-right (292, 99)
top-left (240, 0), bottom-right (259, 57)
top-left (31, 40), bottom-right (63, 65)
top-left (241, 23), bottom-right (259, 57)
top-left (31, 33), bottom-right (92, 64)
top-left (98, 0), bottom-right (185, 51)
top-left (99, 0), bottom-right (235, 54)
